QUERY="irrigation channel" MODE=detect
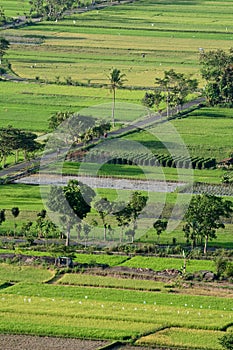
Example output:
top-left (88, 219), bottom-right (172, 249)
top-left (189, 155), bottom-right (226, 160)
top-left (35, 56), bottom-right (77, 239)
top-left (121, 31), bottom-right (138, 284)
top-left (14, 173), bottom-right (184, 193)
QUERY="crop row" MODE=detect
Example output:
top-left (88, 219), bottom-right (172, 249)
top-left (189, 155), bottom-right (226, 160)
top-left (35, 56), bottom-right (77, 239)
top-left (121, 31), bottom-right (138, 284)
top-left (3, 283), bottom-right (232, 311)
top-left (81, 150), bottom-right (216, 169)
top-left (57, 273), bottom-right (166, 291)
top-left (0, 283), bottom-right (231, 343)
top-left (0, 252), bottom-right (217, 275)
top-left (180, 182), bottom-right (233, 197)
top-left (137, 327), bottom-right (224, 349)
top-left (0, 264), bottom-right (54, 283)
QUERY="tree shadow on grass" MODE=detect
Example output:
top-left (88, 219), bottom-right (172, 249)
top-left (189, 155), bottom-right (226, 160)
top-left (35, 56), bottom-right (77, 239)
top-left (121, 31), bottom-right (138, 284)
top-left (144, 0), bottom-right (198, 5)
top-left (138, 140), bottom-right (183, 152)
top-left (188, 110), bottom-right (233, 119)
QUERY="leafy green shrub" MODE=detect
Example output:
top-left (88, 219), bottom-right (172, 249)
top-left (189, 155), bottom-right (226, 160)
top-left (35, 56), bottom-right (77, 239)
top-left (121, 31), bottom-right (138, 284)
top-left (219, 333), bottom-right (233, 350)
top-left (225, 262), bottom-right (233, 278)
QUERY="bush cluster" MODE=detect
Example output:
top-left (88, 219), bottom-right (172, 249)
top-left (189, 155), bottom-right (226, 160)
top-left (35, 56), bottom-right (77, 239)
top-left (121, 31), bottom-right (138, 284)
top-left (86, 150), bottom-right (216, 169)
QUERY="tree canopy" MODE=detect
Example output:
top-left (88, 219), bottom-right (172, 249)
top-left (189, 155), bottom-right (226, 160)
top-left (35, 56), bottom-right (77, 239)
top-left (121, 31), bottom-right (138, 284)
top-left (200, 47), bottom-right (233, 106)
top-left (143, 69), bottom-right (198, 117)
top-left (94, 197), bottom-right (113, 241)
top-left (47, 179), bottom-right (95, 246)
top-left (29, 0), bottom-right (77, 20)
top-left (0, 126), bottom-right (41, 167)
top-left (184, 194), bottom-right (233, 254)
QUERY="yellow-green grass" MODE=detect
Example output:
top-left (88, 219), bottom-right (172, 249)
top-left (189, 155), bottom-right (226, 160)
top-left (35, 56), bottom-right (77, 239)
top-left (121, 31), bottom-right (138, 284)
top-left (58, 161), bottom-right (224, 183)
top-left (137, 327), bottom-right (225, 350)
top-left (120, 256), bottom-right (216, 274)
top-left (1, 0), bottom-right (233, 140)
top-left (0, 81), bottom-right (143, 132)
top-left (1, 0), bottom-right (90, 18)
top-left (0, 264), bottom-right (54, 283)
top-left (0, 282), bottom-right (232, 341)
top-left (72, 253), bottom-right (128, 266)
top-left (3, 282), bottom-right (233, 313)
top-left (57, 273), bottom-right (169, 291)
top-left (0, 293), bottom-right (161, 340)
top-left (172, 109), bottom-right (233, 162)
top-left (123, 106), bottom-right (233, 162)
top-left (0, 248), bottom-right (54, 258)
top-left (3, 0), bottom-right (233, 87)
top-left (141, 222), bottom-right (233, 249)
top-left (1, 0), bottom-right (30, 18)
top-left (0, 184), bottom-right (44, 211)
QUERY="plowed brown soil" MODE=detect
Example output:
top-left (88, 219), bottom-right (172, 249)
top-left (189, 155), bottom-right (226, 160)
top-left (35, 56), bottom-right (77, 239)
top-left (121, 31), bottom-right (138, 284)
top-left (0, 334), bottom-right (109, 350)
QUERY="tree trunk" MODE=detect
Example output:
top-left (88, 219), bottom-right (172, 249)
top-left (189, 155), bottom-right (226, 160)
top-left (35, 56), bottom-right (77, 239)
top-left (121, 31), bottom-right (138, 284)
top-left (166, 93), bottom-right (170, 118)
top-left (104, 223), bottom-right (107, 241)
top-left (120, 227), bottom-right (123, 243)
top-left (66, 225), bottom-right (71, 246)
top-left (2, 154), bottom-right (6, 168)
top-left (204, 235), bottom-right (208, 255)
top-left (15, 149), bottom-right (19, 163)
top-left (112, 88), bottom-right (116, 127)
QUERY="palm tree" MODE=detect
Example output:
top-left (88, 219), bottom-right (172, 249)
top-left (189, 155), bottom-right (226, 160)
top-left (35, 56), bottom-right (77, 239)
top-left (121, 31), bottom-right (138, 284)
top-left (108, 68), bottom-right (126, 127)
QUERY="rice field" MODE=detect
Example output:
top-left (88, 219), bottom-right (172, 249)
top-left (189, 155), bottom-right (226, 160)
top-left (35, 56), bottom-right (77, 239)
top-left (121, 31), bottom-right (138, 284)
top-left (0, 278), bottom-right (232, 347)
top-left (0, 264), bottom-right (54, 283)
top-left (120, 256), bottom-right (216, 274)
top-left (1, 2), bottom-right (233, 348)
top-left (3, 0), bottom-right (233, 87)
top-left (1, 0), bottom-right (233, 139)
top-left (0, 81), bottom-right (143, 131)
top-left (123, 107), bottom-right (233, 162)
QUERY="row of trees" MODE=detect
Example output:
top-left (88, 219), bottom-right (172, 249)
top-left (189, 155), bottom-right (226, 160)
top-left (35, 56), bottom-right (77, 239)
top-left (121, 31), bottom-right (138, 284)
top-left (142, 69), bottom-right (198, 117)
top-left (29, 0), bottom-right (78, 20)
top-left (0, 114), bottom-right (111, 169)
top-left (0, 207), bottom-right (62, 241)
top-left (45, 180), bottom-right (232, 252)
top-left (0, 126), bottom-right (41, 168)
top-left (0, 187), bottom-right (232, 253)
top-left (141, 48), bottom-right (233, 112)
top-left (48, 112), bottom-right (111, 144)
top-left (47, 180), bottom-right (148, 246)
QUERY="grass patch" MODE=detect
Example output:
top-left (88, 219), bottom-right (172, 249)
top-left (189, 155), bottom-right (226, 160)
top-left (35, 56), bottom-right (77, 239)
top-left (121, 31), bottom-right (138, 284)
top-left (0, 263), bottom-right (54, 283)
top-left (120, 256), bottom-right (216, 274)
top-left (137, 327), bottom-right (225, 349)
top-left (73, 253), bottom-right (129, 266)
top-left (57, 273), bottom-right (166, 291)
top-left (0, 184), bottom-right (44, 211)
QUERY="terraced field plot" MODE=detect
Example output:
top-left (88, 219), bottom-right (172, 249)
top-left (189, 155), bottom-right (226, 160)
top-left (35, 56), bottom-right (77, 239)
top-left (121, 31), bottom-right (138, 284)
top-left (0, 271), bottom-right (232, 348)
top-left (0, 81), bottom-right (143, 131)
top-left (1, 1), bottom-right (233, 348)
top-left (1, 0), bottom-right (233, 138)
top-left (4, 0), bottom-right (233, 87)
top-left (124, 106), bottom-right (233, 162)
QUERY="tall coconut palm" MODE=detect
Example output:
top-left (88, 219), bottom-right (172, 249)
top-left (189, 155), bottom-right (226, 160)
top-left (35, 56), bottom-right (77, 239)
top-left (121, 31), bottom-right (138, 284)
top-left (108, 68), bottom-right (126, 127)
